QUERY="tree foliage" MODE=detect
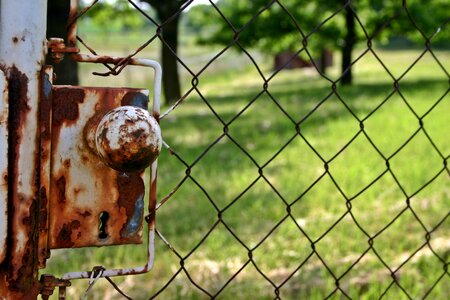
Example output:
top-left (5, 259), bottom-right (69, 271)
top-left (192, 0), bottom-right (449, 50)
top-left (87, 2), bottom-right (147, 32)
top-left (365, 0), bottom-right (450, 43)
top-left (187, 0), bottom-right (450, 84)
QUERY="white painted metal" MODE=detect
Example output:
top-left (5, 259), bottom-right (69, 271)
top-left (0, 70), bottom-right (8, 263)
top-left (0, 0), bottom-right (47, 293)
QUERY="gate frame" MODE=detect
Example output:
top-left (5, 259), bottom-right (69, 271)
top-left (0, 0), bottom-right (48, 298)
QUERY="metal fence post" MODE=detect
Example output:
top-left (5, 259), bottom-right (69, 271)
top-left (0, 0), bottom-right (48, 298)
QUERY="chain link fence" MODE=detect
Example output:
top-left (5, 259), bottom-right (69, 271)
top-left (47, 0), bottom-right (449, 298)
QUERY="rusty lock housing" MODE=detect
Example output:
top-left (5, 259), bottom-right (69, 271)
top-left (41, 51), bottom-right (162, 285)
top-left (48, 86), bottom-right (160, 249)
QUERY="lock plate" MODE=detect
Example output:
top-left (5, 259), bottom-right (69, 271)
top-left (49, 85), bottom-right (150, 249)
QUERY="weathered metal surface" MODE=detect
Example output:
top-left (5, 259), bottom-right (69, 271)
top-left (38, 66), bottom-right (53, 268)
top-left (95, 106), bottom-right (162, 172)
top-left (55, 58), bottom-right (161, 281)
top-left (0, 69), bottom-right (8, 264)
top-left (47, 38), bottom-right (79, 64)
top-left (39, 274), bottom-right (70, 300)
top-left (0, 0), bottom-right (47, 297)
top-left (49, 86), bottom-right (150, 249)
top-left (47, 3), bottom-right (161, 280)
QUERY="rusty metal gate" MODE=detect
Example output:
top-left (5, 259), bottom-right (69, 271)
top-left (0, 0), bottom-right (449, 299)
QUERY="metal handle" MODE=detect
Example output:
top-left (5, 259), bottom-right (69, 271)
top-left (95, 106), bottom-right (162, 172)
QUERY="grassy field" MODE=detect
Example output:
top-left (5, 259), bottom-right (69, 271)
top-left (43, 32), bottom-right (449, 300)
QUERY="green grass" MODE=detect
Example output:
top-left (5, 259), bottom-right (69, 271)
top-left (44, 42), bottom-right (449, 300)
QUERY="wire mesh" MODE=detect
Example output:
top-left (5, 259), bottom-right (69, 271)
top-left (60, 0), bottom-right (449, 299)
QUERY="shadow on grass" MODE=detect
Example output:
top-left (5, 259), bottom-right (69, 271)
top-left (156, 76), bottom-right (448, 243)
top-left (162, 78), bottom-right (447, 157)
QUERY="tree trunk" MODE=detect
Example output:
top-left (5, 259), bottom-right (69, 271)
top-left (46, 0), bottom-right (79, 85)
top-left (318, 48), bottom-right (328, 75)
top-left (158, 13), bottom-right (182, 104)
top-left (341, 4), bottom-right (356, 85)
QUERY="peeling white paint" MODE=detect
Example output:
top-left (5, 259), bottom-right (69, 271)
top-left (0, 69), bottom-right (8, 263)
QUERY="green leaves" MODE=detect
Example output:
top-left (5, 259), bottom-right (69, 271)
top-left (84, 1), bottom-right (152, 32)
top-left (185, 0), bottom-right (450, 57)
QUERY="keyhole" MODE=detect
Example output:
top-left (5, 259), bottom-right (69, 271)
top-left (98, 211), bottom-right (109, 239)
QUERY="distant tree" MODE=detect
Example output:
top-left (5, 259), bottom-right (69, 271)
top-left (88, 2), bottom-right (146, 33)
top-left (141, 0), bottom-right (190, 104)
top-left (190, 0), bottom-right (450, 85)
top-left (319, 0), bottom-right (450, 84)
top-left (187, 0), bottom-right (341, 76)
top-left (364, 0), bottom-right (450, 45)
top-left (183, 4), bottom-right (213, 35)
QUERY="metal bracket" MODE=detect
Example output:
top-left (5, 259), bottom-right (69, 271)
top-left (47, 38), bottom-right (80, 64)
top-left (40, 274), bottom-right (71, 300)
top-left (45, 59), bottom-right (161, 282)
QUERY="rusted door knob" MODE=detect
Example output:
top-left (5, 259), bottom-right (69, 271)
top-left (95, 106), bottom-right (162, 172)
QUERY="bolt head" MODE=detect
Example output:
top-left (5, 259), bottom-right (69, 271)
top-left (95, 106), bottom-right (162, 172)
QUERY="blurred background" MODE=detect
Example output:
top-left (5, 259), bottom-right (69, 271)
top-left (44, 0), bottom-right (449, 299)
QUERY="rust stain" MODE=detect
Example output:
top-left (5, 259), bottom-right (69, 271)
top-left (4, 65), bottom-right (41, 292)
top-left (7, 66), bottom-right (30, 135)
top-left (55, 176), bottom-right (66, 204)
top-left (40, 146), bottom-right (49, 164)
top-left (80, 154), bottom-right (89, 161)
top-left (55, 220), bottom-right (81, 248)
top-left (21, 195), bottom-right (33, 227)
top-left (131, 128), bottom-right (145, 139)
top-left (70, 54), bottom-right (125, 65)
top-left (52, 87), bottom-right (84, 130)
top-left (77, 210), bottom-right (91, 218)
top-left (38, 187), bottom-right (48, 234)
top-left (63, 159), bottom-right (70, 169)
top-left (8, 196), bottom-right (39, 294)
top-left (73, 186), bottom-right (83, 196)
top-left (10, 36), bottom-right (25, 44)
top-left (38, 66), bottom-right (53, 269)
